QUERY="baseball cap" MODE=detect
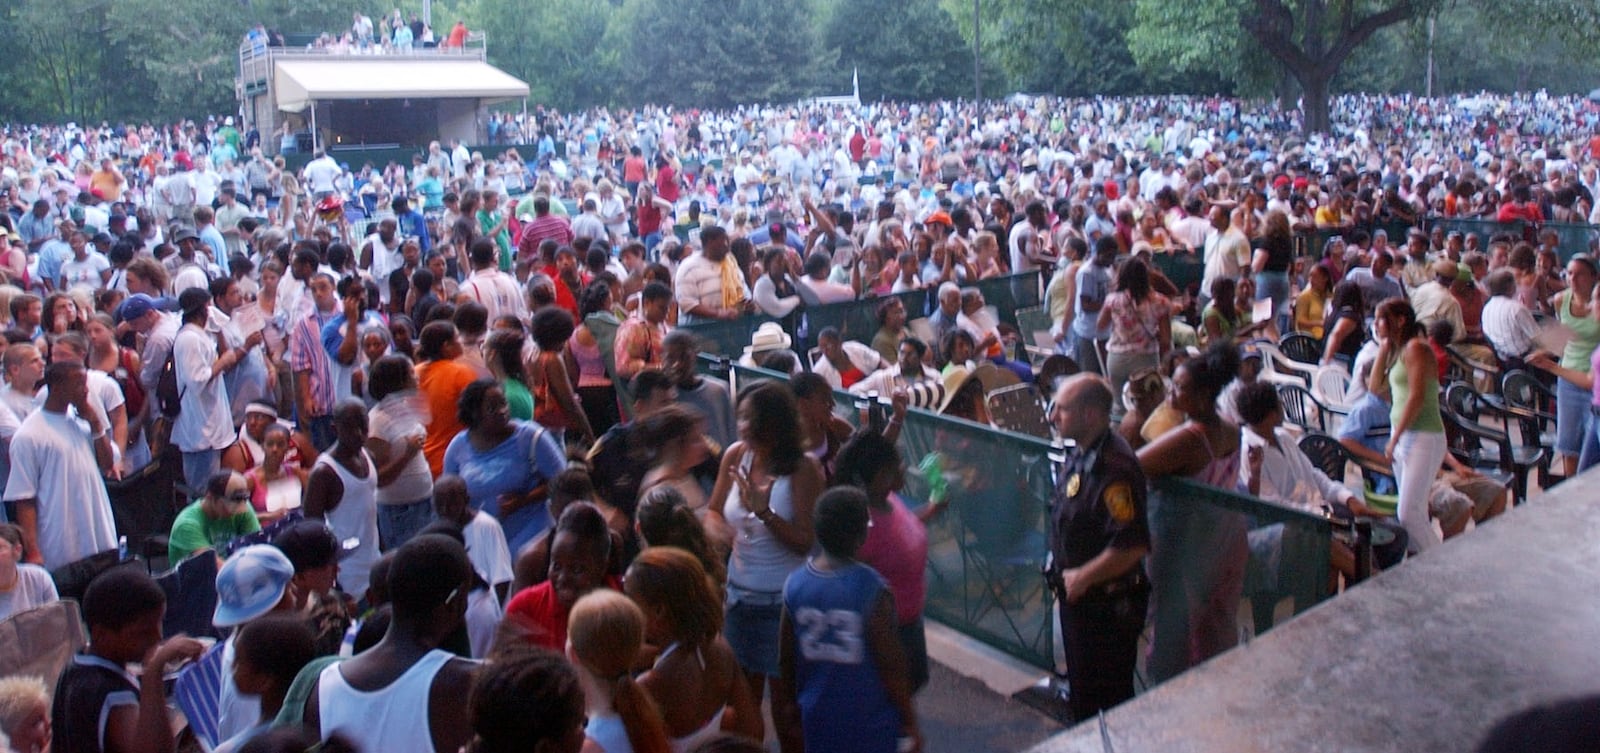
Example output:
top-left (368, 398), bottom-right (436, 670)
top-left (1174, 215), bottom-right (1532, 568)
top-left (116, 293), bottom-right (158, 322)
top-left (273, 520), bottom-right (342, 573)
top-left (213, 545), bottom-right (295, 628)
top-left (924, 211), bottom-right (953, 228)
top-left (172, 226), bottom-right (200, 243)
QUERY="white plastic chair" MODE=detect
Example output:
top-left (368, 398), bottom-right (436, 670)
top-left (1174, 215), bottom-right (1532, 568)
top-left (1312, 363), bottom-right (1355, 408)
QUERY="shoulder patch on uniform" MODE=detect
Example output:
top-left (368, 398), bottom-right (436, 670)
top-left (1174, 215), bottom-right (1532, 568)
top-left (1104, 482), bottom-right (1136, 524)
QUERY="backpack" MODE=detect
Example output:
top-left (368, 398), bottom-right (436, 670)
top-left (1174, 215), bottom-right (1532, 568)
top-left (155, 349), bottom-right (183, 419)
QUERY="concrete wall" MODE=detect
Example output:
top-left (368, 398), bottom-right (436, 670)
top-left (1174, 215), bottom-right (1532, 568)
top-left (436, 99), bottom-right (481, 145)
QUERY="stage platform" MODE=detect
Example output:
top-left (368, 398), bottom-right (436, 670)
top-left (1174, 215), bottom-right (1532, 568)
top-left (1026, 469), bottom-right (1600, 753)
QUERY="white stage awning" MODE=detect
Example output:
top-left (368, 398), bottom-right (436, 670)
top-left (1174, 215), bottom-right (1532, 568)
top-left (274, 58), bottom-right (529, 112)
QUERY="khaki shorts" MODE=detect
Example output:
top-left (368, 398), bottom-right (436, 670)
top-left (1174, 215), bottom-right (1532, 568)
top-left (1436, 471), bottom-right (1506, 519)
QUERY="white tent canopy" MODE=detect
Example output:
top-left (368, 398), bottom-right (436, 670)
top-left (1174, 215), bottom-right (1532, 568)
top-left (274, 58), bottom-right (529, 112)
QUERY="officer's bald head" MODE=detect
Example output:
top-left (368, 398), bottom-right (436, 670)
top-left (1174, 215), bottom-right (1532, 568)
top-left (1052, 374), bottom-right (1115, 443)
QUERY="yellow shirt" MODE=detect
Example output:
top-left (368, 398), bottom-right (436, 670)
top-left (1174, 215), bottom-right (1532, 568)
top-left (1314, 205), bottom-right (1343, 228)
top-left (1294, 288), bottom-right (1329, 338)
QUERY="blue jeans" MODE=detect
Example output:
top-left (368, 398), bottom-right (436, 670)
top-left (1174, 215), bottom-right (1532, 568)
top-left (181, 449), bottom-right (221, 495)
top-left (376, 497), bottom-right (434, 552)
top-left (306, 415), bottom-right (336, 452)
top-left (1579, 406), bottom-right (1600, 474)
top-left (1255, 271), bottom-right (1291, 333)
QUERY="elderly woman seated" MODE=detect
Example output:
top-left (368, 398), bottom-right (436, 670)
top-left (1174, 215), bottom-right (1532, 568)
top-left (811, 326), bottom-right (889, 390)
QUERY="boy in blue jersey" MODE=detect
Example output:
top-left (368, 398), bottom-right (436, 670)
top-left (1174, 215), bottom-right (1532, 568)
top-left (775, 487), bottom-right (921, 753)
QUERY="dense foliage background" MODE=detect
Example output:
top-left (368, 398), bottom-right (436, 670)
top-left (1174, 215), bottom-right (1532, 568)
top-left (2, 0), bottom-right (1598, 124)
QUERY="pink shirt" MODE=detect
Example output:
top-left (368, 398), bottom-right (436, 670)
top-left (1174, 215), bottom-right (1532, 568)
top-left (857, 494), bottom-right (928, 625)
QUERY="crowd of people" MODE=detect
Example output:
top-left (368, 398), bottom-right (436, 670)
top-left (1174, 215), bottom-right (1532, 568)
top-left (245, 11), bottom-right (475, 56)
top-left (0, 85), bottom-right (1596, 752)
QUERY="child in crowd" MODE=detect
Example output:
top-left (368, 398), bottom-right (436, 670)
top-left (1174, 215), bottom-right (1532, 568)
top-left (775, 487), bottom-right (920, 753)
top-left (566, 590), bottom-right (671, 753)
top-left (214, 614), bottom-right (318, 753)
top-left (0, 674), bottom-right (51, 753)
top-left (52, 568), bottom-right (206, 753)
top-left (466, 645), bottom-right (587, 753)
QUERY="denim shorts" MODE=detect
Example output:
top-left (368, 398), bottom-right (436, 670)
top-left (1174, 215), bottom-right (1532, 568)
top-left (1555, 378), bottom-right (1591, 455)
top-left (724, 585), bottom-right (784, 677)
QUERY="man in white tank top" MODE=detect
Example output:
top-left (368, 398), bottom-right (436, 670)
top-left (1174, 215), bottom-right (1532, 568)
top-left (304, 400), bottom-right (381, 599)
top-left (304, 534), bottom-right (478, 753)
top-left (361, 219), bottom-right (404, 306)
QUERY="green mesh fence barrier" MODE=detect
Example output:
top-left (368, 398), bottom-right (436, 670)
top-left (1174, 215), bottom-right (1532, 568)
top-left (694, 357), bottom-right (1335, 674)
top-left (1427, 217), bottom-right (1524, 254)
top-left (678, 271), bottom-right (1043, 362)
top-left (1539, 222), bottom-right (1600, 263)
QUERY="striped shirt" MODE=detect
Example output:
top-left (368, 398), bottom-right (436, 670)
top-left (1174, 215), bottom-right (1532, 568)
top-left (290, 307), bottom-right (339, 418)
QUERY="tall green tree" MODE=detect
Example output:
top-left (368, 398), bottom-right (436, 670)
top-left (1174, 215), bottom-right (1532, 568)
top-left (611, 0), bottom-right (833, 108)
top-left (822, 0), bottom-right (970, 101)
top-left (464, 0), bottom-right (619, 110)
top-left (1128, 0), bottom-right (1445, 132)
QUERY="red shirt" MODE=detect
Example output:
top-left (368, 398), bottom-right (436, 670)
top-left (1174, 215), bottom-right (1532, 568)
top-left (655, 165), bottom-right (679, 203)
top-left (623, 156), bottom-right (646, 183)
top-left (540, 264), bottom-right (580, 317)
top-left (1495, 201), bottom-right (1544, 225)
top-left (503, 578), bottom-right (622, 651)
top-left (518, 214), bottom-right (574, 258)
top-left (636, 201), bottom-right (664, 237)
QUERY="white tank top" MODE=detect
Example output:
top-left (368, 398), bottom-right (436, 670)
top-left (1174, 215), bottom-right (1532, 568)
top-left (723, 452), bottom-right (803, 593)
top-left (316, 450), bottom-right (380, 598)
top-left (318, 649), bottom-right (454, 752)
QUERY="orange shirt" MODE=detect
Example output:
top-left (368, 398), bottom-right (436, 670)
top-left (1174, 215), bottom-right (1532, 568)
top-left (89, 169), bottom-right (123, 202)
top-left (417, 358), bottom-right (480, 477)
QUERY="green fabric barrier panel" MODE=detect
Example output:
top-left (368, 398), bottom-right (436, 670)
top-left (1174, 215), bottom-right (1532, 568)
top-left (679, 313), bottom-right (794, 357)
top-left (801, 289), bottom-right (929, 354)
top-left (1539, 222), bottom-right (1600, 263)
top-left (1152, 252), bottom-right (1205, 296)
top-left (966, 271), bottom-right (1044, 330)
top-left (677, 271), bottom-right (1039, 361)
top-left (1427, 217), bottom-right (1525, 252)
top-left (1146, 477), bottom-right (1333, 686)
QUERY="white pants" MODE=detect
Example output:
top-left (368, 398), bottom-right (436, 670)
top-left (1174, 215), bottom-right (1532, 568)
top-left (1393, 430), bottom-right (1447, 552)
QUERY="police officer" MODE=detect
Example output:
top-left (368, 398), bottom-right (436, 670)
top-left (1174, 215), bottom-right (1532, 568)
top-left (1046, 374), bottom-right (1151, 721)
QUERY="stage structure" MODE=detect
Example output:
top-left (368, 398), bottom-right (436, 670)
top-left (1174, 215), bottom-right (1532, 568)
top-left (237, 34), bottom-right (529, 154)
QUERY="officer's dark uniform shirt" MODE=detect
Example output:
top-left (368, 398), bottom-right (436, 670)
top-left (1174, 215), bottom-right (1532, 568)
top-left (1051, 428), bottom-right (1151, 573)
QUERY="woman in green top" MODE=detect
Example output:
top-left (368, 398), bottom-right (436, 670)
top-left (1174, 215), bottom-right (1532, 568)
top-left (1550, 255), bottom-right (1600, 477)
top-left (487, 328), bottom-right (535, 421)
top-left (1201, 277), bottom-right (1271, 347)
top-left (1369, 298), bottom-right (1446, 553)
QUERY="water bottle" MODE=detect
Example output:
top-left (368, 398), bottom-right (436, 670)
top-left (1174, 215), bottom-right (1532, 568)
top-left (921, 453), bottom-right (947, 506)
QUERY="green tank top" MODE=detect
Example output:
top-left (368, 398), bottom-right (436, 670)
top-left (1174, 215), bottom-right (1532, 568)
top-left (1557, 290), bottom-right (1600, 372)
top-left (504, 378), bottom-right (534, 422)
top-left (1388, 345), bottom-right (1444, 434)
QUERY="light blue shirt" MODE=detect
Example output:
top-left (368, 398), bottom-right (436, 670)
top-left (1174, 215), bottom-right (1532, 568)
top-left (1072, 262), bottom-right (1112, 339)
top-left (200, 225), bottom-right (230, 276)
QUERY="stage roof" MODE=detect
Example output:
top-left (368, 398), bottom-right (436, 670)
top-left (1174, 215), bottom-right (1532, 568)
top-left (274, 58), bottom-right (529, 111)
